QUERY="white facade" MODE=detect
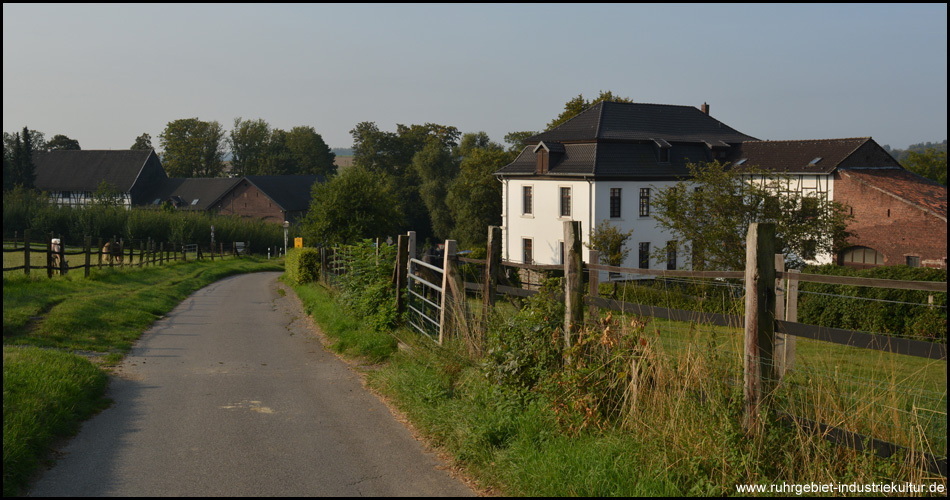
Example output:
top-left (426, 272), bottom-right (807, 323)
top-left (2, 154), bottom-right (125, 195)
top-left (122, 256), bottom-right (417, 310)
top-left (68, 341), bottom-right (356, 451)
top-left (501, 172), bottom-right (837, 272)
top-left (501, 177), bottom-right (683, 272)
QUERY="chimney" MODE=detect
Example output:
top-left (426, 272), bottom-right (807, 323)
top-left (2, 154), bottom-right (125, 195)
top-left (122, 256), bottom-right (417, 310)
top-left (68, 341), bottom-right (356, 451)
top-left (701, 102), bottom-right (710, 115)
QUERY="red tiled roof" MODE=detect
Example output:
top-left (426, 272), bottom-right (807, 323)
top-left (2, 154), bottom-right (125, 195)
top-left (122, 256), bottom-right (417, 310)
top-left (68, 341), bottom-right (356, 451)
top-left (839, 168), bottom-right (947, 220)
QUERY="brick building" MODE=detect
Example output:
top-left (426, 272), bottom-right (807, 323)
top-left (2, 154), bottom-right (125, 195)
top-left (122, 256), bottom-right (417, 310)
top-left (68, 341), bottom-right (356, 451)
top-left (835, 168), bottom-right (947, 268)
top-left (211, 175), bottom-right (321, 223)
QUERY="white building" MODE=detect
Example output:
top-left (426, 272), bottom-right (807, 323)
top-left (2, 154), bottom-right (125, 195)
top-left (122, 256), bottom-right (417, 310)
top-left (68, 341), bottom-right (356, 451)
top-left (495, 101), bottom-right (756, 274)
top-left (495, 101), bottom-right (945, 272)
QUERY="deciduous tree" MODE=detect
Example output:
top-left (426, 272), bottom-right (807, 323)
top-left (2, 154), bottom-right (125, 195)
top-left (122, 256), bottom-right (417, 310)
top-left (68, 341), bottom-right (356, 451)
top-left (303, 166), bottom-right (404, 246)
top-left (446, 135), bottom-right (510, 248)
top-left (47, 134), bottom-right (81, 150)
top-left (228, 117), bottom-right (271, 176)
top-left (130, 133), bottom-right (153, 150)
top-left (286, 126), bottom-right (335, 177)
top-left (652, 161), bottom-right (853, 271)
top-left (902, 148), bottom-right (947, 186)
top-left (159, 118), bottom-right (226, 178)
top-left (545, 90), bottom-right (633, 130)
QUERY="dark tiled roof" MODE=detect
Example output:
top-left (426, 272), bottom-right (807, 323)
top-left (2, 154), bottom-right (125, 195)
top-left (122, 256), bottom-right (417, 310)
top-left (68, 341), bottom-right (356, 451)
top-left (33, 150), bottom-right (160, 192)
top-left (839, 168), bottom-right (947, 220)
top-left (496, 142), bottom-right (715, 178)
top-left (727, 138), bottom-right (893, 174)
top-left (145, 177), bottom-right (242, 210)
top-left (245, 175), bottom-right (323, 212)
top-left (527, 101), bottom-right (758, 144)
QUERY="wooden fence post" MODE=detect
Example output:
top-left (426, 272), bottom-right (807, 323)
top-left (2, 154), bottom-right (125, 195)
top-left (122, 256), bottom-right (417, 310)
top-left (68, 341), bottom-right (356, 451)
top-left (97, 237), bottom-right (103, 269)
top-left (439, 240), bottom-right (464, 345)
top-left (47, 232), bottom-right (54, 279)
top-left (320, 247), bottom-right (327, 283)
top-left (127, 239), bottom-right (133, 267)
top-left (784, 269), bottom-right (799, 374)
top-left (774, 254), bottom-right (788, 381)
top-left (394, 234), bottom-right (409, 314)
top-left (24, 229), bottom-right (31, 276)
top-left (588, 249), bottom-right (600, 320)
top-left (743, 223), bottom-right (776, 433)
top-left (482, 226), bottom-right (502, 333)
top-left (564, 221), bottom-right (584, 350)
top-left (84, 235), bottom-right (91, 277)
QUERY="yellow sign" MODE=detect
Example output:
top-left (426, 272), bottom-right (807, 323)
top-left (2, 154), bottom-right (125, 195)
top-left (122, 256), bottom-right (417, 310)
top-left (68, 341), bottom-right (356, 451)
top-left (294, 237), bottom-right (303, 248)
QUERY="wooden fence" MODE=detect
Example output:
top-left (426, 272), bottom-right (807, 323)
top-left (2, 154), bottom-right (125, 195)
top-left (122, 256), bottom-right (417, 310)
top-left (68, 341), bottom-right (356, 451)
top-left (384, 222), bottom-right (947, 476)
top-left (2, 229), bottom-right (247, 278)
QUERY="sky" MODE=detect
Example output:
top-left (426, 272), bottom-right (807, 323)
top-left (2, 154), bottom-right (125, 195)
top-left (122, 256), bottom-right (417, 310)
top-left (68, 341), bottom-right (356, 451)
top-left (3, 3), bottom-right (947, 152)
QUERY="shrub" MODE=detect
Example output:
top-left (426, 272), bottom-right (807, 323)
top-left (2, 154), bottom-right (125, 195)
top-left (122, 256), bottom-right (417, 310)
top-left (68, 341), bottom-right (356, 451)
top-left (798, 264), bottom-right (947, 341)
top-left (285, 248), bottom-right (321, 285)
top-left (482, 278), bottom-right (564, 393)
top-left (334, 240), bottom-right (401, 332)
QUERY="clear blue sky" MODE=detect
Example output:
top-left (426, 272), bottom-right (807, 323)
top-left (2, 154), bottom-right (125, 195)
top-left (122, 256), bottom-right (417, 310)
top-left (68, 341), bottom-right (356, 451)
top-left (3, 3), bottom-right (947, 151)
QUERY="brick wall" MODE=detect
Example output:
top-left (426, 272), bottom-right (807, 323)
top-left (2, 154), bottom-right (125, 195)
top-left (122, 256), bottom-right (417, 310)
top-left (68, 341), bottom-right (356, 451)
top-left (834, 171), bottom-right (947, 268)
top-left (213, 180), bottom-right (285, 223)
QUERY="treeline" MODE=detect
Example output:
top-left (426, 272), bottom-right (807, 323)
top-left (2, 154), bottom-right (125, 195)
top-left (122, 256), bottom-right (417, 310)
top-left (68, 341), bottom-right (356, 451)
top-left (303, 91), bottom-right (631, 251)
top-left (153, 118), bottom-right (337, 179)
top-left (2, 187), bottom-right (283, 251)
top-left (2, 118), bottom-right (337, 182)
top-left (883, 140), bottom-right (948, 185)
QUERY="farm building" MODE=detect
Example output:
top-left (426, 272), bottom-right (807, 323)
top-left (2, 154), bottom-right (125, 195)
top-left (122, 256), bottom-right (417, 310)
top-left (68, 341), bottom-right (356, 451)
top-left (33, 149), bottom-right (168, 208)
top-left (31, 149), bottom-right (324, 224)
top-left (495, 101), bottom-right (947, 271)
top-left (210, 175), bottom-right (323, 223)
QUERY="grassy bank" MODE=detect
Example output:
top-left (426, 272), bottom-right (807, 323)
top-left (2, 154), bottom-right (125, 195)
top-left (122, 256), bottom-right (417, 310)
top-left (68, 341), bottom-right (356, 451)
top-left (289, 275), bottom-right (947, 496)
top-left (2, 257), bottom-right (283, 496)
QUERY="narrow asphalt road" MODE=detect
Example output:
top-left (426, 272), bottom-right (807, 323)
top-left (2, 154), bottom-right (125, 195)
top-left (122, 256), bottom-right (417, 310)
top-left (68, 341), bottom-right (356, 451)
top-left (28, 272), bottom-right (475, 497)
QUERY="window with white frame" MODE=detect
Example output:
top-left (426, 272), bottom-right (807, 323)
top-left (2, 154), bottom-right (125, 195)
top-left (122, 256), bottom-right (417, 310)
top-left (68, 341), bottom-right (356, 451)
top-left (639, 188), bottom-right (650, 217)
top-left (610, 188), bottom-right (622, 218)
top-left (522, 185), bottom-right (533, 215)
top-left (560, 187), bottom-right (571, 218)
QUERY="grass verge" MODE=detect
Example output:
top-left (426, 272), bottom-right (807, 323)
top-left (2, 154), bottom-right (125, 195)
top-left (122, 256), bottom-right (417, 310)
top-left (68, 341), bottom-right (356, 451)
top-left (292, 275), bottom-right (947, 496)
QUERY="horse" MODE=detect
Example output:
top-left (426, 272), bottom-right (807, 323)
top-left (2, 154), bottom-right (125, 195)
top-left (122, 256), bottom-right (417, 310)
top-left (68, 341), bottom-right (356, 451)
top-left (51, 238), bottom-right (68, 275)
top-left (101, 241), bottom-right (124, 265)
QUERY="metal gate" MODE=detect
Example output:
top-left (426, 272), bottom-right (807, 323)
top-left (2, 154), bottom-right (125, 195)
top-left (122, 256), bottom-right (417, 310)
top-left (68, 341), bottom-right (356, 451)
top-left (407, 257), bottom-right (443, 341)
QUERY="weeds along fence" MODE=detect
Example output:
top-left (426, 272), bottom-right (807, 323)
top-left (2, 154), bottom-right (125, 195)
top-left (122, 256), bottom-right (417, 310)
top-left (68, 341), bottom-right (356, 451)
top-left (2, 229), bottom-right (250, 278)
top-left (316, 222), bottom-right (947, 477)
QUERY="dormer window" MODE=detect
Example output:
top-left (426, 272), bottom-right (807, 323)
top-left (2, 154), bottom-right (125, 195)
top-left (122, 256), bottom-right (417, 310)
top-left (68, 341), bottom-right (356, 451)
top-left (705, 140), bottom-right (730, 160)
top-left (533, 141), bottom-right (564, 174)
top-left (653, 138), bottom-right (671, 163)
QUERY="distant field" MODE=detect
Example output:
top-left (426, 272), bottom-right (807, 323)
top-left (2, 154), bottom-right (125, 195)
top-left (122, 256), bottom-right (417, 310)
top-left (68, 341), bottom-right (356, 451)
top-left (333, 155), bottom-right (354, 169)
